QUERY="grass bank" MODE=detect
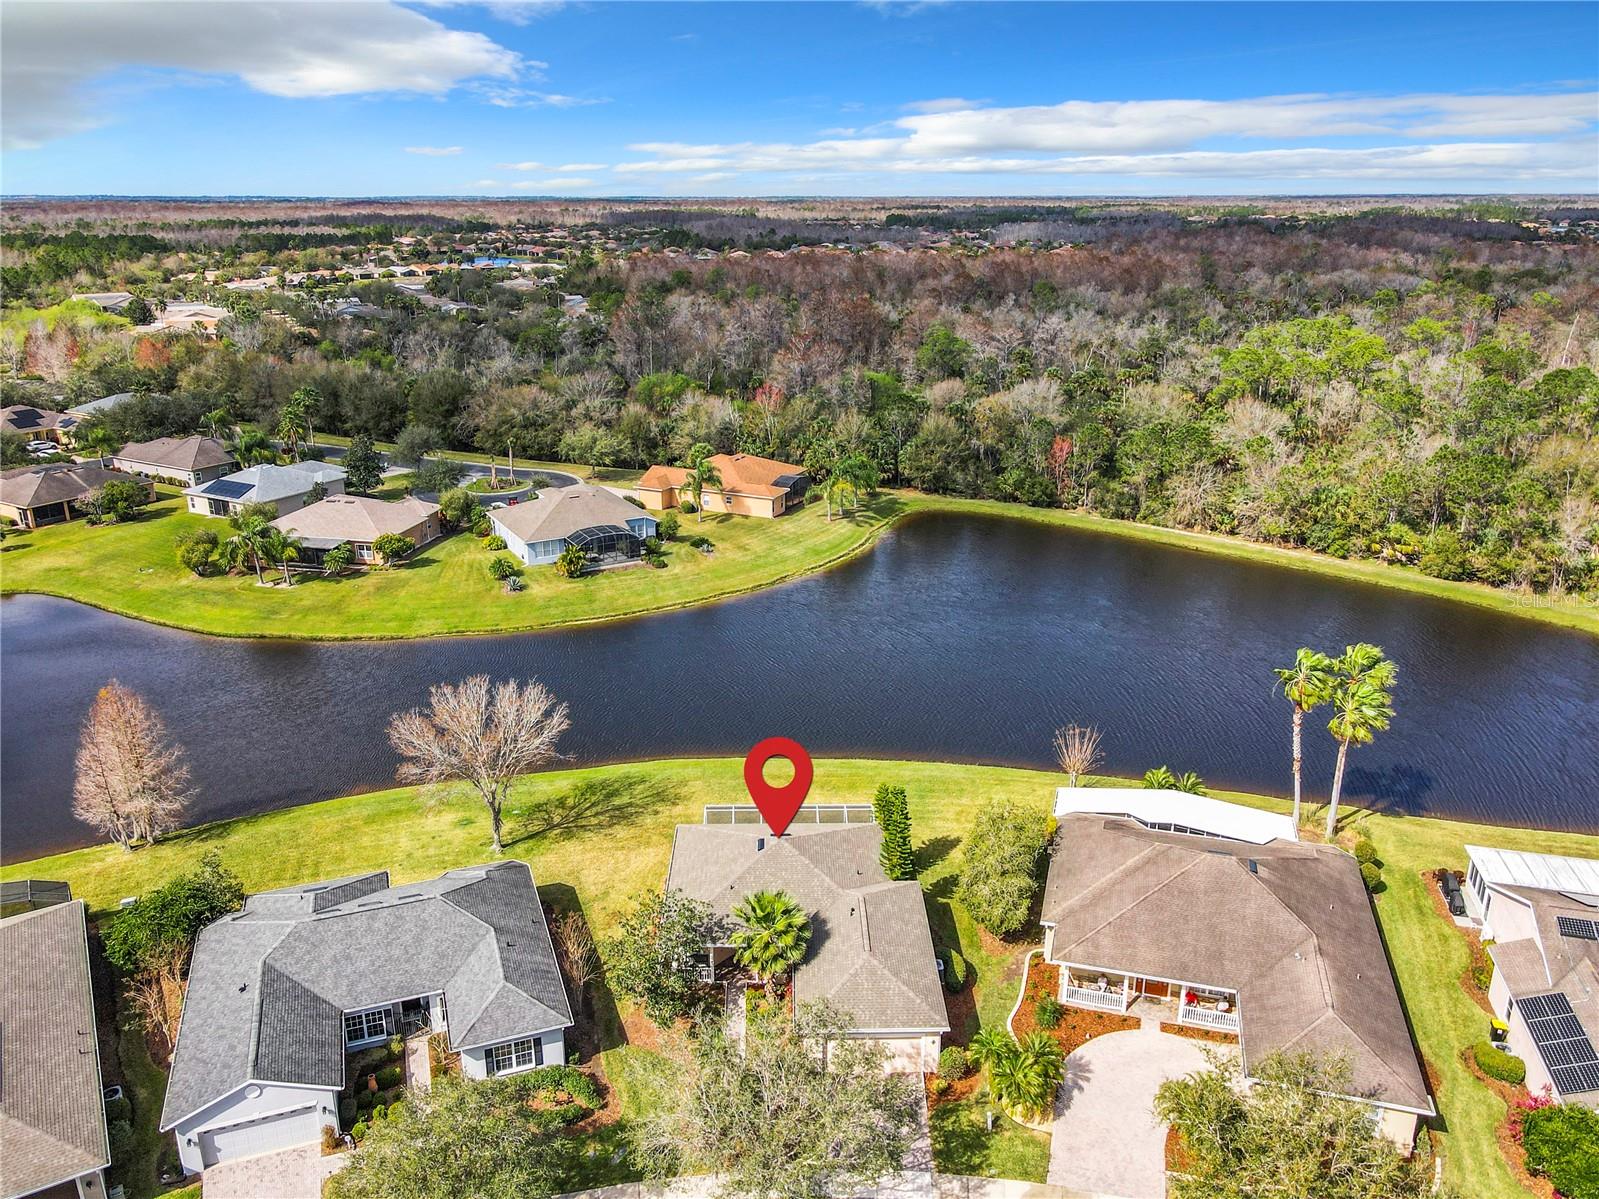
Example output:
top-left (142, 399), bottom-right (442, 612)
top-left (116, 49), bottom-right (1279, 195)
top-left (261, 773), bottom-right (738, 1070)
top-left (4, 482), bottom-right (1592, 639)
top-left (5, 758), bottom-right (1593, 1197)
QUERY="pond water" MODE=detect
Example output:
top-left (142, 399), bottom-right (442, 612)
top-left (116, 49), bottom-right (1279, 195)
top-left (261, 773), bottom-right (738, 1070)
top-left (4, 512), bottom-right (1596, 862)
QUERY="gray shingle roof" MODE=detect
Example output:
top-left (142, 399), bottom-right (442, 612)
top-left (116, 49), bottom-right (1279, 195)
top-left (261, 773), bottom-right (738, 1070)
top-left (0, 900), bottom-right (110, 1197)
top-left (189, 462), bottom-right (346, 506)
top-left (490, 484), bottom-right (648, 544)
top-left (160, 862), bottom-right (572, 1129)
top-left (666, 824), bottom-right (949, 1034)
top-left (1043, 816), bottom-right (1433, 1113)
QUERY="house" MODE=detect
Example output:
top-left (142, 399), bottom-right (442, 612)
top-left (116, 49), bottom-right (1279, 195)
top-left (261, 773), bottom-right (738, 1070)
top-left (69, 291), bottom-right (135, 314)
top-left (637, 453), bottom-right (810, 518)
top-left (489, 485), bottom-right (657, 568)
top-left (182, 462), bottom-right (347, 518)
top-left (0, 897), bottom-right (112, 1199)
top-left (159, 862), bottom-right (573, 1175)
top-left (2, 405), bottom-right (81, 446)
top-left (65, 393), bottom-right (135, 420)
top-left (134, 302), bottom-right (230, 336)
top-left (1041, 792), bottom-right (1434, 1147)
top-left (665, 815), bottom-right (950, 1073)
top-left (270, 495), bottom-right (440, 565)
top-left (1462, 845), bottom-right (1599, 1108)
top-left (111, 437), bottom-right (236, 487)
top-left (0, 463), bottom-right (151, 529)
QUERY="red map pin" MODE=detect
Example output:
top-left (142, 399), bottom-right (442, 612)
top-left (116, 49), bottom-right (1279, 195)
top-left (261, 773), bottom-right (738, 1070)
top-left (744, 737), bottom-right (813, 837)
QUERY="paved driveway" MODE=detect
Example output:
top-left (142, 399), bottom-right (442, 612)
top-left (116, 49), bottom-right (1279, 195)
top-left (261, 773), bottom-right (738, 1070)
top-left (1047, 1027), bottom-right (1226, 1199)
top-left (203, 1143), bottom-right (347, 1199)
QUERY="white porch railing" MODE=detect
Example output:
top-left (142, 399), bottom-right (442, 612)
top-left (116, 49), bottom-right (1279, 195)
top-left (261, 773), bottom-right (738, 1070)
top-left (1062, 983), bottom-right (1129, 1013)
top-left (1179, 1003), bottom-right (1240, 1032)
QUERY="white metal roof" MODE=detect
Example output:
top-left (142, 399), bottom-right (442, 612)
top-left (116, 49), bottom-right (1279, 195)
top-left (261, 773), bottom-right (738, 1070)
top-left (1465, 845), bottom-right (1599, 897)
top-left (1054, 788), bottom-right (1298, 845)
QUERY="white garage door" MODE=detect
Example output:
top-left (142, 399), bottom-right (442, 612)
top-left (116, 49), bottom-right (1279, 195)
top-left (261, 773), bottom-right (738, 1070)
top-left (199, 1105), bottom-right (320, 1166)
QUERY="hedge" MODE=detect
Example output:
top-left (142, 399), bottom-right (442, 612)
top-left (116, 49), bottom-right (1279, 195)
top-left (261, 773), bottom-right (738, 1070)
top-left (938, 1046), bottom-right (970, 1080)
top-left (1521, 1103), bottom-right (1599, 1199)
top-left (1473, 1040), bottom-right (1526, 1085)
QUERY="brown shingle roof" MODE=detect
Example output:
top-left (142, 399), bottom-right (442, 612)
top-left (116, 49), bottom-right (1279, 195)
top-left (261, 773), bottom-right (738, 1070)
top-left (666, 823), bottom-right (949, 1034)
top-left (115, 435), bottom-right (234, 472)
top-left (0, 901), bottom-right (110, 1196)
top-left (0, 463), bottom-right (142, 510)
top-left (271, 495), bottom-right (437, 544)
top-left (1043, 816), bottom-right (1432, 1113)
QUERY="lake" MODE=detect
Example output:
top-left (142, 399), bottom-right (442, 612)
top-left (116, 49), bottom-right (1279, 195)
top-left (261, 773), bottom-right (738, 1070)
top-left (4, 512), bottom-right (1597, 862)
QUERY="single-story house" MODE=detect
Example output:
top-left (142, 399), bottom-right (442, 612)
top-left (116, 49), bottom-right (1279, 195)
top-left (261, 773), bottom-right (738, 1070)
top-left (1464, 845), bottom-right (1599, 1107)
top-left (0, 897), bottom-right (112, 1199)
top-left (1, 405), bottom-right (81, 446)
top-left (489, 484), bottom-right (657, 568)
top-left (111, 437), bottom-right (236, 488)
top-left (182, 462), bottom-right (346, 519)
top-left (1041, 791), bottom-right (1434, 1147)
top-left (637, 452), bottom-right (810, 518)
top-left (66, 393), bottom-right (134, 420)
top-left (666, 816), bottom-right (950, 1073)
top-left (270, 495), bottom-right (440, 565)
top-left (159, 862), bottom-right (573, 1175)
top-left (69, 291), bottom-right (135, 314)
top-left (0, 463), bottom-right (151, 529)
top-left (133, 302), bottom-right (230, 336)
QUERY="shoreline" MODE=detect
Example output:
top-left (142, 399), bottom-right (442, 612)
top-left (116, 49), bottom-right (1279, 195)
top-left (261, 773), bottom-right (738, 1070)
top-left (3, 490), bottom-right (1594, 641)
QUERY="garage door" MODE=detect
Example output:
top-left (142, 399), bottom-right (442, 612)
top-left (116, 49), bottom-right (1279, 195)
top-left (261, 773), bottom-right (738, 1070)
top-left (199, 1105), bottom-right (319, 1167)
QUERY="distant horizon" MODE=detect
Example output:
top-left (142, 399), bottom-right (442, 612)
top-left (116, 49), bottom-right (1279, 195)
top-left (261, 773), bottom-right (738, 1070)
top-left (4, 191), bottom-right (1594, 203)
top-left (3, 1), bottom-right (1595, 197)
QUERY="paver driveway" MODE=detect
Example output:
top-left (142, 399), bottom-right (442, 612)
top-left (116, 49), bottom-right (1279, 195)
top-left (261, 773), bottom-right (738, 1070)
top-left (1047, 1026), bottom-right (1228, 1199)
top-left (203, 1142), bottom-right (347, 1199)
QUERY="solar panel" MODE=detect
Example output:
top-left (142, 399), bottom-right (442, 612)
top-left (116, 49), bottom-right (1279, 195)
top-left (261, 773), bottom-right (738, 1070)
top-left (1557, 916), bottom-right (1599, 940)
top-left (1531, 1014), bottom-right (1587, 1044)
top-left (203, 479), bottom-right (252, 499)
top-left (1541, 1036), bottom-right (1599, 1068)
top-left (1551, 1063), bottom-right (1599, 1095)
top-left (1521, 992), bottom-right (1573, 1020)
top-left (8, 409), bottom-right (41, 429)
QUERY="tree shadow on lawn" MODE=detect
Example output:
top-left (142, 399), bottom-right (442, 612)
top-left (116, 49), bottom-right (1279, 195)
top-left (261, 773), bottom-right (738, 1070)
top-left (506, 771), bottom-right (683, 847)
top-left (917, 835), bottom-right (959, 874)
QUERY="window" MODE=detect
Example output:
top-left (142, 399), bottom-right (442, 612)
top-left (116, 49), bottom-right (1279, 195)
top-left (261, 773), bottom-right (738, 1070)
top-left (343, 1007), bottom-right (390, 1045)
top-left (486, 1037), bottom-right (542, 1075)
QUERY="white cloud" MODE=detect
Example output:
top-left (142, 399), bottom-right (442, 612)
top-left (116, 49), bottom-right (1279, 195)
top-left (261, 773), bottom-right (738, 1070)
top-left (2, 0), bottom-right (523, 150)
top-left (405, 145), bottom-right (464, 156)
top-left (901, 97), bottom-right (987, 115)
top-left (611, 90), bottom-right (1599, 185)
top-left (479, 86), bottom-right (607, 108)
top-left (511, 177), bottom-right (595, 188)
top-left (496, 161), bottom-right (544, 170)
top-left (410, 0), bottom-right (567, 26)
top-left (554, 162), bottom-right (605, 171)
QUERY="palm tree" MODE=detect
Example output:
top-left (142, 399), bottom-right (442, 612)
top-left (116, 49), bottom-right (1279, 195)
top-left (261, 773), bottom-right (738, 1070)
top-left (1174, 771), bottom-right (1207, 796)
top-left (730, 889), bottom-right (811, 1000)
top-left (680, 443), bottom-right (722, 524)
top-left (228, 426), bottom-right (275, 467)
top-left (220, 511), bottom-right (273, 585)
top-left (1324, 645), bottom-right (1397, 839)
top-left (1273, 649), bottom-right (1338, 835)
top-left (262, 528), bottom-right (302, 586)
top-left (968, 1026), bottom-right (1014, 1071)
top-left (1142, 766), bottom-right (1179, 790)
top-left (822, 473), bottom-right (857, 522)
top-left (79, 425), bottom-right (121, 467)
top-left (202, 407), bottom-right (232, 440)
top-left (976, 1030), bottom-right (1066, 1122)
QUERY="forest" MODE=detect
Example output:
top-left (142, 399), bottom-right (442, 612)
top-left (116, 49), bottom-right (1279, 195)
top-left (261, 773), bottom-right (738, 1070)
top-left (3, 204), bottom-right (1596, 596)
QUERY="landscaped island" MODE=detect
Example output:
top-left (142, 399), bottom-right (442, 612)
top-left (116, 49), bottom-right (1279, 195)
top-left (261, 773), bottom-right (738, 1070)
top-left (6, 757), bottom-right (1596, 1199)
top-left (4, 484), bottom-right (1595, 639)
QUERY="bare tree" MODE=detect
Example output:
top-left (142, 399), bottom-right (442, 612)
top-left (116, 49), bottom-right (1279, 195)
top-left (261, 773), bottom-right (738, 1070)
top-left (386, 675), bottom-right (570, 855)
top-left (125, 943), bottom-right (186, 1055)
top-left (1052, 724), bottom-right (1104, 788)
top-left (73, 680), bottom-right (191, 851)
top-left (551, 908), bottom-right (601, 1018)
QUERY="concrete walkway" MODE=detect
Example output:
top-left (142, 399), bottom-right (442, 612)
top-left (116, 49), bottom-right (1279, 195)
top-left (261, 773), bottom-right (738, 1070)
top-left (1047, 1027), bottom-right (1224, 1199)
top-left (404, 1033), bottom-right (433, 1093)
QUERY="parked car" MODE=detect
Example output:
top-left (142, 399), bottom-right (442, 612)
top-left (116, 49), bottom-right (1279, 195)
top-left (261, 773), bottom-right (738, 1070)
top-left (26, 441), bottom-right (57, 454)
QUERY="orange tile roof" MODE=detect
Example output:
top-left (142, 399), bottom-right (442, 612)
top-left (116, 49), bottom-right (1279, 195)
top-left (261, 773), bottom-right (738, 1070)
top-left (638, 453), bottom-right (803, 499)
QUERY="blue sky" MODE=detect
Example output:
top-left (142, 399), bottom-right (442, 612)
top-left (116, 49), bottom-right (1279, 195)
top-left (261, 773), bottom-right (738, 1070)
top-left (3, 1), bottom-right (1596, 197)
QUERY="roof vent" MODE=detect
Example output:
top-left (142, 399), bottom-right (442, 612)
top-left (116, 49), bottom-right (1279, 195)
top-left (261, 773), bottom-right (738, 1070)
top-left (757, 837), bottom-right (766, 852)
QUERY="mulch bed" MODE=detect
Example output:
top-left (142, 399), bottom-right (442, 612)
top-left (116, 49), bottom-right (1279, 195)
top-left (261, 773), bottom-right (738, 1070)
top-left (1459, 1048), bottom-right (1556, 1199)
top-left (1422, 869), bottom-right (1495, 1014)
top-left (1159, 1021), bottom-right (1238, 1045)
top-left (1011, 957), bottom-right (1138, 1055)
top-left (925, 1069), bottom-right (985, 1109)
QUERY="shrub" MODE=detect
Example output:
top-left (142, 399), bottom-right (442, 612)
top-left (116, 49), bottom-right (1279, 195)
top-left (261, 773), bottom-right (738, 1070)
top-left (103, 1095), bottom-right (132, 1124)
top-left (436, 487), bottom-right (479, 530)
top-left (643, 535), bottom-right (662, 553)
top-left (355, 1090), bottom-right (376, 1113)
top-left (1353, 837), bottom-right (1380, 865)
top-left (938, 1046), bottom-right (970, 1080)
top-left (644, 551), bottom-right (666, 568)
top-left (107, 1118), bottom-right (134, 1160)
top-left (482, 534), bottom-right (507, 551)
top-left (339, 1096), bottom-right (356, 1126)
top-left (1521, 1103), bottom-right (1599, 1199)
top-left (1035, 996), bottom-right (1064, 1029)
top-left (469, 513), bottom-right (492, 537)
top-left (687, 534), bottom-right (713, 550)
top-left (1473, 1040), bottom-right (1526, 1084)
top-left (554, 544), bottom-right (588, 578)
top-left (488, 554), bottom-right (520, 581)
top-left (174, 527), bottom-right (218, 576)
top-left (928, 1075), bottom-right (950, 1096)
top-left (1360, 861), bottom-right (1383, 892)
top-left (387, 1036), bottom-right (404, 1058)
top-left (321, 1124), bottom-right (341, 1152)
top-left (370, 1104), bottom-right (387, 1123)
top-left (350, 1120), bottom-right (369, 1142)
top-left (936, 947), bottom-right (968, 992)
top-left (625, 494), bottom-right (645, 508)
top-left (372, 532), bottom-right (415, 565)
top-left (658, 513), bottom-right (680, 541)
top-left (680, 499), bottom-right (698, 514)
top-left (956, 797), bottom-right (1050, 936)
top-left (385, 1096), bottom-right (406, 1120)
top-left (505, 575), bottom-right (526, 592)
top-left (102, 851), bottom-right (244, 974)
top-left (376, 1065), bottom-right (403, 1089)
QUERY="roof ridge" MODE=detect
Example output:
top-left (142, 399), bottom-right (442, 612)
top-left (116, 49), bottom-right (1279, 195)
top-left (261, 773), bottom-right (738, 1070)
top-left (1060, 843), bottom-right (1202, 949)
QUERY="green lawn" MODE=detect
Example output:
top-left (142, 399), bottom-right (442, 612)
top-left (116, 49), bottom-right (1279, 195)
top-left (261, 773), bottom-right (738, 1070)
top-left (5, 484), bottom-right (1593, 639)
top-left (929, 1099), bottom-right (1050, 1182)
top-left (6, 758), bottom-right (1593, 1197)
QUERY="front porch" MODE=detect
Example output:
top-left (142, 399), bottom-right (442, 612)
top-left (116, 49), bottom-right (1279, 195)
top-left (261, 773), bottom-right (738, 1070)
top-left (1059, 966), bottom-right (1241, 1034)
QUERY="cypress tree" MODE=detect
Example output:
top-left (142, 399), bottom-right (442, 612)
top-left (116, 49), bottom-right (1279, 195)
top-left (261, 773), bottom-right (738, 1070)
top-left (872, 783), bottom-right (916, 881)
